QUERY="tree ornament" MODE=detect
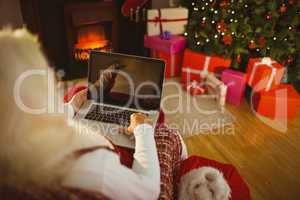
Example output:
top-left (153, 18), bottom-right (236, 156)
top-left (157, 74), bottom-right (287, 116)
top-left (160, 31), bottom-right (172, 40)
top-left (287, 56), bottom-right (293, 64)
top-left (279, 4), bottom-right (287, 13)
top-left (288, 0), bottom-right (295, 5)
top-left (200, 18), bottom-right (206, 27)
top-left (222, 35), bottom-right (233, 45)
top-left (216, 20), bottom-right (227, 33)
top-left (259, 36), bottom-right (266, 46)
top-left (266, 12), bottom-right (272, 20)
top-left (237, 54), bottom-right (241, 63)
top-left (220, 0), bottom-right (229, 8)
top-left (248, 40), bottom-right (256, 49)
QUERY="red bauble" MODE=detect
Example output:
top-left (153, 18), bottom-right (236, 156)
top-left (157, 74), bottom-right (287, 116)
top-left (216, 20), bottom-right (227, 33)
top-left (248, 41), bottom-right (256, 49)
top-left (288, 0), bottom-right (295, 5)
top-left (220, 0), bottom-right (229, 8)
top-left (200, 20), bottom-right (206, 28)
top-left (266, 12), bottom-right (272, 20)
top-left (259, 36), bottom-right (266, 46)
top-left (279, 4), bottom-right (287, 13)
top-left (237, 54), bottom-right (241, 63)
top-left (222, 35), bottom-right (233, 45)
top-left (287, 56), bottom-right (293, 64)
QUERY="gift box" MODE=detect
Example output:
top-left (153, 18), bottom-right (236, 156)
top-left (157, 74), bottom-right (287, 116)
top-left (221, 69), bottom-right (246, 106)
top-left (151, 50), bottom-right (183, 78)
top-left (246, 57), bottom-right (285, 92)
top-left (145, 35), bottom-right (186, 78)
top-left (253, 84), bottom-right (300, 120)
top-left (147, 8), bottom-right (188, 36)
top-left (181, 49), bottom-right (232, 83)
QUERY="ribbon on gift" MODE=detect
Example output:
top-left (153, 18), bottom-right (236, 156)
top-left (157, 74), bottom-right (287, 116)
top-left (248, 57), bottom-right (278, 91)
top-left (202, 56), bottom-right (211, 76)
top-left (147, 9), bottom-right (188, 35)
top-left (182, 56), bottom-right (211, 78)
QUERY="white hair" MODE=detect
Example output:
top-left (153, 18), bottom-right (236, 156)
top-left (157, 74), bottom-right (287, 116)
top-left (0, 28), bottom-right (87, 188)
top-left (178, 167), bottom-right (231, 200)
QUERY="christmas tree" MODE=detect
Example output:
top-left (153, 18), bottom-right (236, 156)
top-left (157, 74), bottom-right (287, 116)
top-left (181, 0), bottom-right (300, 88)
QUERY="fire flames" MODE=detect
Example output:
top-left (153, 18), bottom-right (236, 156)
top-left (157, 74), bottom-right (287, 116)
top-left (74, 26), bottom-right (109, 61)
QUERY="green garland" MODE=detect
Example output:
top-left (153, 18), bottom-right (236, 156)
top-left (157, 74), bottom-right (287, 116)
top-left (181, 0), bottom-right (300, 85)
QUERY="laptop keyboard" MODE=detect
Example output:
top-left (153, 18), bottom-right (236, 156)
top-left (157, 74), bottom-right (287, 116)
top-left (84, 104), bottom-right (136, 126)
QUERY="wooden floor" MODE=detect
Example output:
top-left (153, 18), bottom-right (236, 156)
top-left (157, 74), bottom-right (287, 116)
top-left (184, 100), bottom-right (300, 200)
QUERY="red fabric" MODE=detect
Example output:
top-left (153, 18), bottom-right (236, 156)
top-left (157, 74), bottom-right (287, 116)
top-left (64, 85), bottom-right (87, 103)
top-left (177, 156), bottom-right (251, 200)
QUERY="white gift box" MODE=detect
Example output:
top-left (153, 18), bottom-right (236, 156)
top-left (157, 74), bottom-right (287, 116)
top-left (147, 7), bottom-right (188, 36)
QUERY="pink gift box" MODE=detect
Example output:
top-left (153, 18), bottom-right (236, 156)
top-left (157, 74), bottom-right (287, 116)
top-left (144, 35), bottom-right (186, 54)
top-left (221, 69), bottom-right (246, 106)
top-left (144, 35), bottom-right (186, 78)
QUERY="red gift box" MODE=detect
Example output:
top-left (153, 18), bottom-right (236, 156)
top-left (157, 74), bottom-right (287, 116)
top-left (181, 49), bottom-right (231, 83)
top-left (151, 50), bottom-right (183, 78)
top-left (246, 57), bottom-right (285, 92)
top-left (253, 84), bottom-right (300, 120)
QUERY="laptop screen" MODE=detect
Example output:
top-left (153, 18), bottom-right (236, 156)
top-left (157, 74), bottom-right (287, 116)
top-left (87, 51), bottom-right (165, 111)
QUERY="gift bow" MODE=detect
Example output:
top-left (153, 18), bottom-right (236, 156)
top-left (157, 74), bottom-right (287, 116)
top-left (147, 9), bottom-right (188, 35)
top-left (248, 57), bottom-right (278, 91)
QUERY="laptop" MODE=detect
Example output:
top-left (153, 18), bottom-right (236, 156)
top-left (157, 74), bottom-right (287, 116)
top-left (74, 51), bottom-right (165, 148)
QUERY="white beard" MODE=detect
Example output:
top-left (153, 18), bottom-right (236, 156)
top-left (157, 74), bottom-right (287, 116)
top-left (178, 167), bottom-right (231, 200)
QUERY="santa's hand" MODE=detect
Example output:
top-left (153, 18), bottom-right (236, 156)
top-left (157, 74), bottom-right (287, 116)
top-left (69, 89), bottom-right (88, 113)
top-left (127, 113), bottom-right (152, 135)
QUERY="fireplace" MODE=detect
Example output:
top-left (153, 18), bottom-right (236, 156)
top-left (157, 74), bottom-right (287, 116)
top-left (20, 0), bottom-right (149, 80)
top-left (64, 1), bottom-right (118, 64)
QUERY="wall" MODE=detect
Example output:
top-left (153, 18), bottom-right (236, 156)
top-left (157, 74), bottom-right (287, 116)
top-left (0, 0), bottom-right (23, 28)
top-left (151, 0), bottom-right (180, 8)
